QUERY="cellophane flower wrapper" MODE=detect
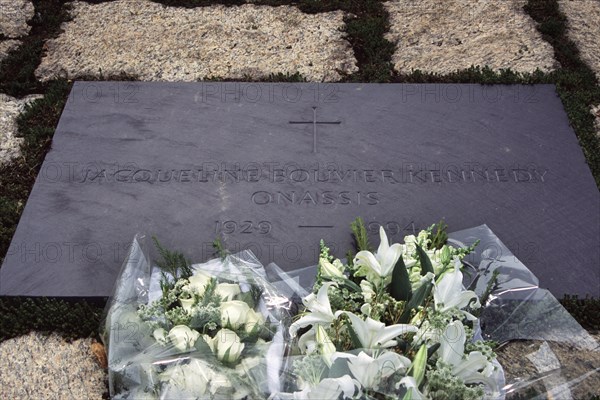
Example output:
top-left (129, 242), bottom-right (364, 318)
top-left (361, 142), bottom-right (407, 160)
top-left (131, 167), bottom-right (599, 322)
top-left (101, 234), bottom-right (293, 399)
top-left (265, 225), bottom-right (599, 399)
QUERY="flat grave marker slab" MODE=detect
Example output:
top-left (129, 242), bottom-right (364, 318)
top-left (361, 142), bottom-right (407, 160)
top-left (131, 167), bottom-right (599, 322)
top-left (1, 82), bottom-right (598, 298)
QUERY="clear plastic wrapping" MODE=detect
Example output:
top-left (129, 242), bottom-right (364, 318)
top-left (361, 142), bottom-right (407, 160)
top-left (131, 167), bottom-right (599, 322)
top-left (101, 235), bottom-right (293, 399)
top-left (265, 225), bottom-right (599, 399)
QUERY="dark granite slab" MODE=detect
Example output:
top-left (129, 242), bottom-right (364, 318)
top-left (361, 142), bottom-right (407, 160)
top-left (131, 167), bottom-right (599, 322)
top-left (1, 82), bottom-right (598, 298)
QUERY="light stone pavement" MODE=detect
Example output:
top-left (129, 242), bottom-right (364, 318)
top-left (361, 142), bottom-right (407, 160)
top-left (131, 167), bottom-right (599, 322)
top-left (0, 93), bottom-right (42, 165)
top-left (0, 0), bottom-right (35, 63)
top-left (384, 0), bottom-right (557, 74)
top-left (35, 0), bottom-right (358, 82)
top-left (559, 0), bottom-right (600, 79)
top-left (0, 333), bottom-right (106, 399)
top-left (0, 0), bottom-right (34, 38)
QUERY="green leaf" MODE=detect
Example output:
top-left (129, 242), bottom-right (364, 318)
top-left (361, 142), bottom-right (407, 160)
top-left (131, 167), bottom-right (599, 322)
top-left (410, 344), bottom-right (428, 386)
top-left (327, 357), bottom-right (351, 379)
top-left (345, 319), bottom-right (363, 349)
top-left (339, 277), bottom-right (362, 293)
top-left (390, 255), bottom-right (412, 302)
top-left (400, 281), bottom-right (433, 323)
top-left (416, 244), bottom-right (434, 276)
top-left (427, 342), bottom-right (441, 358)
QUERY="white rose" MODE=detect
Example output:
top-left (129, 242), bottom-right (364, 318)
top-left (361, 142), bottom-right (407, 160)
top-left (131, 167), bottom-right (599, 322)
top-left (168, 325), bottom-right (200, 352)
top-left (179, 296), bottom-right (195, 313)
top-left (319, 257), bottom-right (344, 278)
top-left (160, 359), bottom-right (211, 397)
top-left (188, 271), bottom-right (213, 296)
top-left (244, 308), bottom-right (264, 333)
top-left (215, 283), bottom-right (241, 301)
top-left (220, 300), bottom-right (250, 329)
top-left (153, 328), bottom-right (168, 345)
top-left (210, 372), bottom-right (232, 394)
top-left (214, 329), bottom-right (245, 363)
top-left (203, 334), bottom-right (217, 354)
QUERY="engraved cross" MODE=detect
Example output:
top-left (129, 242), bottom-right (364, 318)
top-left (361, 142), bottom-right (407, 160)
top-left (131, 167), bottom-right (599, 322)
top-left (289, 107), bottom-right (341, 153)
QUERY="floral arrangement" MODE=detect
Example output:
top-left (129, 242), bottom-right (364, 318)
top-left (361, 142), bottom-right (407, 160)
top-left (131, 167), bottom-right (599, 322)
top-left (104, 240), bottom-right (290, 400)
top-left (282, 220), bottom-right (503, 400)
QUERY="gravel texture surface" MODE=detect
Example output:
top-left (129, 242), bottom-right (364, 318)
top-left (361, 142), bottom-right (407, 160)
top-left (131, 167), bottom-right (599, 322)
top-left (0, 0), bottom-right (34, 38)
top-left (35, 0), bottom-right (357, 82)
top-left (0, 39), bottom-right (21, 63)
top-left (384, 0), bottom-right (557, 74)
top-left (0, 93), bottom-right (43, 165)
top-left (497, 334), bottom-right (600, 399)
top-left (0, 332), bottom-right (107, 399)
top-left (560, 0), bottom-right (600, 79)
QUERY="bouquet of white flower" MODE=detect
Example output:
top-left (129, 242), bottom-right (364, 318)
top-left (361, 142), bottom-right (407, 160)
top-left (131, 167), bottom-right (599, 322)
top-left (102, 236), bottom-right (292, 399)
top-left (278, 220), bottom-right (504, 400)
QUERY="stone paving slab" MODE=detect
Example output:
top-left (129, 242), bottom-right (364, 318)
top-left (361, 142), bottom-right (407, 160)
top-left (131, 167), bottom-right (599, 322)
top-left (0, 333), bottom-right (106, 399)
top-left (36, 0), bottom-right (357, 82)
top-left (384, 0), bottom-right (557, 74)
top-left (0, 93), bottom-right (43, 165)
top-left (0, 0), bottom-right (34, 38)
top-left (560, 0), bottom-right (600, 79)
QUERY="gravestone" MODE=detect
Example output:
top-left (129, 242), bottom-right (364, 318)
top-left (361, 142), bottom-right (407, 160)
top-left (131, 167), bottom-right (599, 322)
top-left (1, 82), bottom-right (598, 298)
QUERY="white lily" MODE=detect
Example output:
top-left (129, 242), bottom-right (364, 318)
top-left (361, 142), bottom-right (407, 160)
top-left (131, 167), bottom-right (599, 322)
top-left (439, 321), bottom-right (498, 394)
top-left (315, 325), bottom-right (336, 367)
top-left (345, 311), bottom-right (418, 349)
top-left (354, 227), bottom-right (404, 280)
top-left (279, 375), bottom-right (359, 400)
top-left (290, 282), bottom-right (340, 337)
top-left (398, 376), bottom-right (425, 399)
top-left (319, 257), bottom-right (345, 278)
top-left (333, 351), bottom-right (411, 390)
top-left (433, 261), bottom-right (480, 320)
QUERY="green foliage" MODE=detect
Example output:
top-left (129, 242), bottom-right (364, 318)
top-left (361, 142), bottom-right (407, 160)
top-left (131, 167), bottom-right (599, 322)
top-left (560, 295), bottom-right (600, 332)
top-left (350, 217), bottom-right (371, 252)
top-left (0, 297), bottom-right (104, 342)
top-left (152, 236), bottom-right (193, 280)
top-left (212, 236), bottom-right (228, 259)
top-left (429, 221), bottom-right (448, 250)
top-left (426, 361), bottom-right (484, 400)
top-left (400, 281), bottom-right (433, 323)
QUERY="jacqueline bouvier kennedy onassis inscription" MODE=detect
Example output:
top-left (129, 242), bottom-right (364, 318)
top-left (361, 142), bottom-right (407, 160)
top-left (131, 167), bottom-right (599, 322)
top-left (1, 82), bottom-right (598, 298)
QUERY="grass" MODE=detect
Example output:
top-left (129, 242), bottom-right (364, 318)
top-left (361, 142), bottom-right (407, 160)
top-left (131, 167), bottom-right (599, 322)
top-left (0, 0), bottom-right (598, 352)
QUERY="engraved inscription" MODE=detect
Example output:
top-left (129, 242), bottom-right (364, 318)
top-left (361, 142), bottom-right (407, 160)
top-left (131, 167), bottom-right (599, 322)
top-left (215, 220), bottom-right (272, 235)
